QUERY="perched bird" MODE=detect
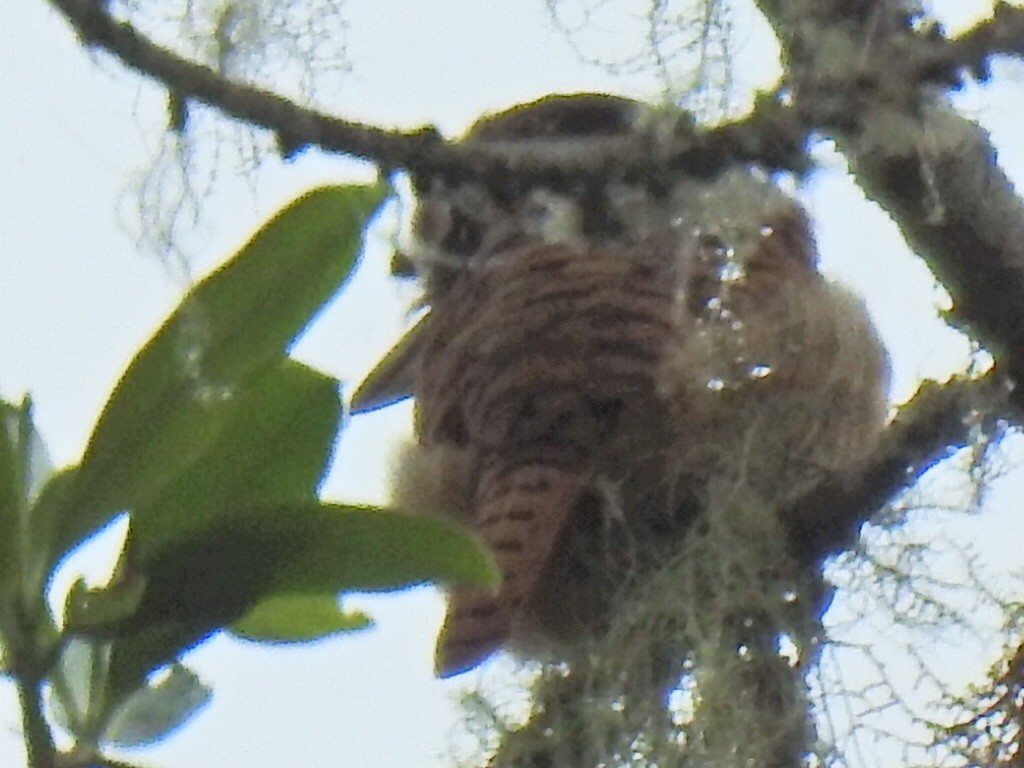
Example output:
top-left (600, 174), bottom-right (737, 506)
top-left (353, 94), bottom-right (889, 678)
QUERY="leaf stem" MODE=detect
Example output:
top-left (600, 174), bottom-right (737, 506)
top-left (18, 673), bottom-right (56, 768)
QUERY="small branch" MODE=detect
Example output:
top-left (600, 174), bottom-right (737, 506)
top-left (47, 0), bottom-right (445, 172)
top-left (941, 624), bottom-right (1024, 764)
top-left (786, 373), bottom-right (1014, 565)
top-left (754, 0), bottom-right (1024, 129)
top-left (861, 3), bottom-right (1024, 90)
top-left (674, 91), bottom-right (814, 175)
top-left (943, 2), bottom-right (1024, 81)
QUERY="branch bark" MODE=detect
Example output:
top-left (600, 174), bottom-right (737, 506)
top-left (47, 0), bottom-right (446, 171)
top-left (756, 0), bottom-right (1024, 398)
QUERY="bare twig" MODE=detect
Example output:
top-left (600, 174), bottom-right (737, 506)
top-left (47, 0), bottom-right (445, 172)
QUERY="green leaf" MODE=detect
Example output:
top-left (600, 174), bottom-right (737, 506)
top-left (263, 505), bottom-right (499, 594)
top-left (49, 637), bottom-right (111, 744)
top-left (231, 593), bottom-right (371, 643)
top-left (129, 360), bottom-right (342, 557)
top-left (16, 398), bottom-right (52, 503)
top-left (101, 663), bottom-right (211, 748)
top-left (21, 469), bottom-right (77, 599)
top-left (65, 574), bottom-right (146, 633)
top-left (45, 183), bottom-right (385, 568)
top-left (100, 503), bottom-right (495, 696)
top-left (51, 639), bottom-right (210, 750)
top-left (63, 359), bottom-right (343, 698)
top-left (0, 398), bottom-right (53, 612)
top-left (0, 399), bottom-right (22, 590)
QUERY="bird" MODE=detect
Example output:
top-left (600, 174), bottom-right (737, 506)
top-left (352, 93), bottom-right (890, 679)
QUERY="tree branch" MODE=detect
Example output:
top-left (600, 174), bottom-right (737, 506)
top-left (47, 0), bottom-right (446, 172)
top-left (18, 674), bottom-right (55, 768)
top-left (48, 0), bottom-right (817, 187)
top-left (786, 372), bottom-right (1015, 565)
top-left (756, 0), bottom-right (1024, 409)
top-left (945, 2), bottom-right (1024, 80)
top-left (846, 105), bottom-right (1024, 391)
top-left (52, 0), bottom-right (1024, 205)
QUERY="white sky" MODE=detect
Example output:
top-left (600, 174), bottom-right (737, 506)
top-left (1, 0), bottom-right (1021, 766)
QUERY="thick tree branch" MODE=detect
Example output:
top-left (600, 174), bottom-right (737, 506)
top-left (757, 0), bottom-right (1024, 409)
top-left (753, 0), bottom-right (1024, 561)
top-left (846, 108), bottom-right (1024, 388)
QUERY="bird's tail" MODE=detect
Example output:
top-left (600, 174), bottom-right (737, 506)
top-left (435, 456), bottom-right (588, 677)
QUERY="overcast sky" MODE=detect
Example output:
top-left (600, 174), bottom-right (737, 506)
top-left (1, 1), bottom-right (1022, 766)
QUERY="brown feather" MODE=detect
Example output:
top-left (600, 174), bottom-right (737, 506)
top-left (417, 240), bottom-right (679, 674)
top-left (436, 459), bottom-right (588, 677)
top-left (349, 314), bottom-right (430, 414)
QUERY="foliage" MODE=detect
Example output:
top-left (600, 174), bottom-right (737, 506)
top-left (0, 185), bottom-right (496, 767)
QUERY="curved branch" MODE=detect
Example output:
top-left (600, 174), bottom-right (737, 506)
top-left (58, 0), bottom-right (1024, 200)
top-left (47, 0), bottom-right (446, 171)
top-left (49, 0), bottom-right (817, 186)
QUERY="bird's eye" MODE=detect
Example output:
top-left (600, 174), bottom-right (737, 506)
top-left (443, 210), bottom-right (482, 256)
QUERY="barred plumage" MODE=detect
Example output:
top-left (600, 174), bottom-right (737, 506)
top-left (415, 242), bottom-right (681, 674)
top-left (355, 93), bottom-right (890, 678)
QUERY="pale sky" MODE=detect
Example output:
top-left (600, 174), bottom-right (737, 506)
top-left (1, 1), bottom-right (1021, 766)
